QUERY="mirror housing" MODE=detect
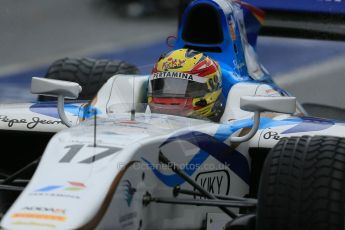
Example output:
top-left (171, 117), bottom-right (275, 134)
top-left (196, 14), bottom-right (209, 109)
top-left (31, 77), bottom-right (82, 99)
top-left (31, 77), bottom-right (82, 127)
top-left (230, 96), bottom-right (296, 143)
top-left (240, 96), bottom-right (296, 114)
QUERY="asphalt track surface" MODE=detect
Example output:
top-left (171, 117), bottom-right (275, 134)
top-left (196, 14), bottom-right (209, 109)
top-left (1, 0), bottom-right (345, 111)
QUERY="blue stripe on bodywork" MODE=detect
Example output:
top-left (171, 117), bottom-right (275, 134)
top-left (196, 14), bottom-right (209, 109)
top-left (229, 116), bottom-right (335, 134)
top-left (281, 117), bottom-right (335, 134)
top-left (35, 185), bottom-right (62, 192)
top-left (143, 130), bottom-right (250, 187)
top-left (30, 102), bottom-right (81, 119)
top-left (143, 116), bottom-right (338, 187)
top-left (163, 131), bottom-right (250, 184)
top-left (142, 150), bottom-right (209, 187)
top-left (30, 102), bottom-right (101, 119)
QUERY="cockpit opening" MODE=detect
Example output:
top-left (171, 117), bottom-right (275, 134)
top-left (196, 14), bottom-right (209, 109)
top-left (182, 3), bottom-right (224, 45)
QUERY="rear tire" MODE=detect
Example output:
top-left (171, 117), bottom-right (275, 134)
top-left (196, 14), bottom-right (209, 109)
top-left (257, 136), bottom-right (345, 230)
top-left (38, 57), bottom-right (139, 101)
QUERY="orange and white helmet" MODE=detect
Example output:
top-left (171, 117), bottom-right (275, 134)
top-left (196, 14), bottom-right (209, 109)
top-left (148, 49), bottom-right (224, 120)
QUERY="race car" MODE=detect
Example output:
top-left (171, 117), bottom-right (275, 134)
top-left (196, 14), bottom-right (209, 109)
top-left (0, 0), bottom-right (345, 229)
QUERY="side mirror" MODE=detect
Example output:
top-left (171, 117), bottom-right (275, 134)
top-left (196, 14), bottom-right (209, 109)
top-left (31, 77), bottom-right (82, 127)
top-left (240, 96), bottom-right (296, 114)
top-left (31, 77), bottom-right (81, 99)
top-left (230, 96), bottom-right (296, 143)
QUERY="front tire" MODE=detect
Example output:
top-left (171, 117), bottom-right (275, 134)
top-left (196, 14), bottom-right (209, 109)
top-left (257, 136), bottom-right (345, 230)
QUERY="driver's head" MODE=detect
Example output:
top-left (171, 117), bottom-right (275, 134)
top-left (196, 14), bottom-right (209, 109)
top-left (148, 49), bottom-right (223, 120)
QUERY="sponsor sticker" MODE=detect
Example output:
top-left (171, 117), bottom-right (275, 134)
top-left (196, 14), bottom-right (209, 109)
top-left (0, 115), bottom-right (62, 129)
top-left (30, 181), bottom-right (86, 200)
top-left (35, 182), bottom-right (86, 192)
top-left (21, 206), bottom-right (66, 215)
top-left (233, 60), bottom-right (245, 70)
top-left (150, 72), bottom-right (207, 83)
top-left (162, 58), bottom-right (186, 70)
top-left (122, 180), bottom-right (136, 207)
top-left (119, 212), bottom-right (137, 229)
top-left (12, 221), bottom-right (56, 228)
top-left (12, 213), bottom-right (66, 222)
top-left (30, 192), bottom-right (80, 200)
top-left (263, 131), bottom-right (280, 140)
top-left (194, 170), bottom-right (230, 197)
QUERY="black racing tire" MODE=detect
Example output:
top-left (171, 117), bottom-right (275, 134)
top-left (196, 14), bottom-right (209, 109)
top-left (257, 136), bottom-right (345, 230)
top-left (38, 57), bottom-right (139, 101)
top-left (0, 191), bottom-right (21, 218)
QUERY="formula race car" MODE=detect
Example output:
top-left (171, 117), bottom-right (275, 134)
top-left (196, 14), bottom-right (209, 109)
top-left (1, 0), bottom-right (345, 229)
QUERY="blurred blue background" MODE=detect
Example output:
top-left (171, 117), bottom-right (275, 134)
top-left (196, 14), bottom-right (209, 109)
top-left (0, 0), bottom-right (344, 108)
top-left (246, 0), bottom-right (345, 13)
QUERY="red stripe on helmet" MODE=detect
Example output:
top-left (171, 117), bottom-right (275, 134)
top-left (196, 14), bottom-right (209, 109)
top-left (192, 59), bottom-right (209, 71)
top-left (188, 64), bottom-right (218, 77)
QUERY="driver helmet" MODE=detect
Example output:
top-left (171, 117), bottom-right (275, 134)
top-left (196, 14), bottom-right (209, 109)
top-left (148, 48), bottom-right (224, 120)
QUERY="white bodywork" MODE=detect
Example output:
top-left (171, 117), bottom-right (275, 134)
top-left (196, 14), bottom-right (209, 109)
top-left (1, 75), bottom-right (345, 230)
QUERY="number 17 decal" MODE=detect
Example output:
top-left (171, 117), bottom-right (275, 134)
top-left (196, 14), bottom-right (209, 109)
top-left (59, 144), bottom-right (121, 164)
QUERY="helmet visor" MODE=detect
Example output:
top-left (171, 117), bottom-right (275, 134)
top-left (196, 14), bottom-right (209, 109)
top-left (149, 76), bottom-right (209, 98)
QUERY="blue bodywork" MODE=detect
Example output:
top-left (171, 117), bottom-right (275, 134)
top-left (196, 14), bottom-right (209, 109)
top-left (30, 101), bottom-right (100, 120)
top-left (175, 0), bottom-right (275, 99)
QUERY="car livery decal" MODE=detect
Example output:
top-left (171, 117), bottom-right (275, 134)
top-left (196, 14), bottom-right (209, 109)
top-left (122, 180), bottom-right (137, 207)
top-left (231, 116), bottom-right (337, 134)
top-left (35, 182), bottom-right (86, 192)
top-left (281, 117), bottom-right (335, 134)
top-left (143, 116), bottom-right (339, 187)
top-left (142, 130), bottom-right (250, 187)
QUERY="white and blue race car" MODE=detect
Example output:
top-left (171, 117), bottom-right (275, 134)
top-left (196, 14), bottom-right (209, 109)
top-left (0, 0), bottom-right (344, 229)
